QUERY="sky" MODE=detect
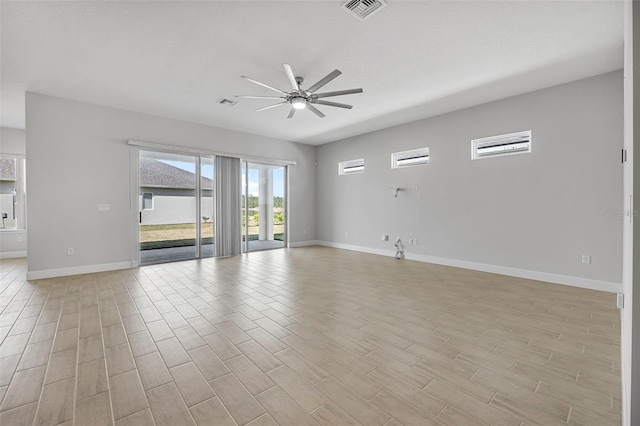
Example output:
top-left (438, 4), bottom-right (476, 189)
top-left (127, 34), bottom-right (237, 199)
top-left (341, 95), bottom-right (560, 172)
top-left (160, 160), bottom-right (285, 198)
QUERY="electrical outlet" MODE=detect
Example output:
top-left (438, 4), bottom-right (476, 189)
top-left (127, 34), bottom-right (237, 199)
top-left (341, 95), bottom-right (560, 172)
top-left (67, 248), bottom-right (74, 256)
top-left (414, 238), bottom-right (418, 245)
top-left (16, 236), bottom-right (23, 243)
top-left (414, 185), bottom-right (419, 192)
top-left (581, 255), bottom-right (591, 264)
top-left (617, 292), bottom-right (624, 309)
top-left (345, 231), bottom-right (349, 237)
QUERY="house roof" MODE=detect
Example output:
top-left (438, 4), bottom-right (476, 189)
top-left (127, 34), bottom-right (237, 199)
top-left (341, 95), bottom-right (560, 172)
top-left (140, 157), bottom-right (213, 190)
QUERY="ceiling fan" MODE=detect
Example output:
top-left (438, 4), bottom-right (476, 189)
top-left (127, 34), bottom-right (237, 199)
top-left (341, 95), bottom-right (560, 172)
top-left (236, 64), bottom-right (363, 118)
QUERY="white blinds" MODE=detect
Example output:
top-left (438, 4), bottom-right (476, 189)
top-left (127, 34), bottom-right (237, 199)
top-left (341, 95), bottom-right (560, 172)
top-left (214, 156), bottom-right (242, 257)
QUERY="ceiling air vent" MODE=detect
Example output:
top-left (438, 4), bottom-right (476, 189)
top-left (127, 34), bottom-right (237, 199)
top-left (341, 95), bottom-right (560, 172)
top-left (343, 0), bottom-right (387, 20)
top-left (218, 98), bottom-right (238, 107)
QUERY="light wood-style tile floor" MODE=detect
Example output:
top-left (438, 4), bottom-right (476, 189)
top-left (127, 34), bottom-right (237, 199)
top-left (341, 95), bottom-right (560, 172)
top-left (0, 247), bottom-right (621, 425)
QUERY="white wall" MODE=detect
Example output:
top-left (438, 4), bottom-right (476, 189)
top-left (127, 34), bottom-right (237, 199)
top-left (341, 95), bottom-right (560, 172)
top-left (0, 127), bottom-right (27, 258)
top-left (26, 93), bottom-right (316, 278)
top-left (316, 71), bottom-right (623, 291)
top-left (1, 127), bottom-right (26, 155)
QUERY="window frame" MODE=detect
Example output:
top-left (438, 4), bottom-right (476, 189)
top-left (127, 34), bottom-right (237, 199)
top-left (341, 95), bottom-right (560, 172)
top-left (391, 147), bottom-right (430, 169)
top-left (338, 158), bottom-right (365, 175)
top-left (141, 192), bottom-right (154, 210)
top-left (471, 130), bottom-right (532, 160)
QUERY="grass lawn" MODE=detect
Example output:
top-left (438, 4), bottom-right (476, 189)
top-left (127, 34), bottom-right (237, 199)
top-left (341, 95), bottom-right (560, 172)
top-left (140, 223), bottom-right (284, 243)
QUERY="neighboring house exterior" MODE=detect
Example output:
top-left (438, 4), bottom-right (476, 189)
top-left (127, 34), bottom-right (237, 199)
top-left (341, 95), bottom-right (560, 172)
top-left (139, 157), bottom-right (213, 225)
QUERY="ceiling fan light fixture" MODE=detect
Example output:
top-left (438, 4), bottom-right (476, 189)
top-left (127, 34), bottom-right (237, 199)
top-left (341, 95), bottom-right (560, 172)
top-left (291, 97), bottom-right (307, 110)
top-left (239, 64), bottom-right (362, 118)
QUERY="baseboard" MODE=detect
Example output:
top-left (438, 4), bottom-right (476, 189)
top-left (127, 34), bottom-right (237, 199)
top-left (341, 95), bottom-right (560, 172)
top-left (26, 261), bottom-right (135, 280)
top-left (0, 251), bottom-right (27, 259)
top-left (288, 240), bottom-right (319, 248)
top-left (315, 241), bottom-right (621, 293)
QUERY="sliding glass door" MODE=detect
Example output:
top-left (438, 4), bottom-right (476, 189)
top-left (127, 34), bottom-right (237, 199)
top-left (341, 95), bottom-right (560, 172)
top-left (138, 150), bottom-right (287, 263)
top-left (242, 162), bottom-right (286, 252)
top-left (139, 150), bottom-right (214, 265)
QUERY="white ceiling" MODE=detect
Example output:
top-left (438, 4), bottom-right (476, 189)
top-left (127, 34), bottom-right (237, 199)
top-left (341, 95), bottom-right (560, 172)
top-left (0, 1), bottom-right (623, 145)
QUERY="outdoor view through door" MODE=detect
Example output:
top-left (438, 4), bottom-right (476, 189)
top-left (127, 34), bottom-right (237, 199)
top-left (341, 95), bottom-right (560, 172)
top-left (243, 162), bottom-right (286, 252)
top-left (139, 150), bottom-right (214, 265)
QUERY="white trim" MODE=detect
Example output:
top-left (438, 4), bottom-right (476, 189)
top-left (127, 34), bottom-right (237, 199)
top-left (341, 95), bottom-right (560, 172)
top-left (391, 147), bottom-right (430, 169)
top-left (26, 261), bottom-right (135, 280)
top-left (315, 241), bottom-right (621, 293)
top-left (339, 158), bottom-right (365, 175)
top-left (128, 139), bottom-right (297, 166)
top-left (0, 251), bottom-right (27, 259)
top-left (471, 130), bottom-right (532, 160)
top-left (288, 240), bottom-right (319, 248)
top-left (0, 153), bottom-right (25, 160)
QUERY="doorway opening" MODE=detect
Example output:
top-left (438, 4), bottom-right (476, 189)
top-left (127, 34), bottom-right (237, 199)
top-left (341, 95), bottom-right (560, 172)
top-left (138, 150), bottom-right (214, 265)
top-left (242, 162), bottom-right (287, 253)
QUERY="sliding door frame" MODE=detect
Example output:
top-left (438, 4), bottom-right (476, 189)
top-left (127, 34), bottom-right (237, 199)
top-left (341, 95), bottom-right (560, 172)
top-left (242, 160), bottom-right (289, 253)
top-left (132, 147), bottom-right (213, 265)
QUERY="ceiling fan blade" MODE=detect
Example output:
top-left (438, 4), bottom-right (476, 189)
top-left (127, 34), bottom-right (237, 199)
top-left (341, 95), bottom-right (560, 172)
top-left (235, 95), bottom-right (285, 100)
top-left (313, 88), bottom-right (363, 99)
top-left (256, 102), bottom-right (289, 112)
top-left (313, 99), bottom-right (353, 109)
top-left (283, 64), bottom-right (300, 92)
top-left (241, 76), bottom-right (288, 95)
top-left (307, 69), bottom-right (342, 93)
top-left (306, 103), bottom-right (326, 118)
top-left (287, 108), bottom-right (296, 119)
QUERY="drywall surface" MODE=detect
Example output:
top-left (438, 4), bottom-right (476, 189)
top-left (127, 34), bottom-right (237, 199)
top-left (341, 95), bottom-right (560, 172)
top-left (0, 230), bottom-right (27, 258)
top-left (26, 93), bottom-right (316, 276)
top-left (317, 71), bottom-right (623, 289)
top-left (1, 127), bottom-right (26, 155)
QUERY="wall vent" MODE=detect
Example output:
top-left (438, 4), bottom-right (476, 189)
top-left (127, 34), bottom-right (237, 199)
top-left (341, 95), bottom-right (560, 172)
top-left (343, 0), bottom-right (387, 20)
top-left (471, 130), bottom-right (532, 160)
